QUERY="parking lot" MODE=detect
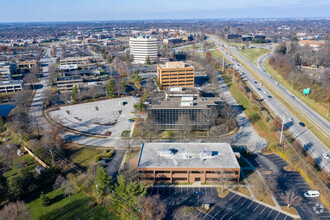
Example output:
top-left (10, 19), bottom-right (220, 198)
top-left (251, 153), bottom-right (329, 220)
top-left (147, 186), bottom-right (293, 220)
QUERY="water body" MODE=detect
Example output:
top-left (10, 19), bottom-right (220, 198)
top-left (0, 104), bottom-right (16, 117)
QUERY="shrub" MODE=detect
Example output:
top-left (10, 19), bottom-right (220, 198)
top-left (40, 194), bottom-right (51, 207)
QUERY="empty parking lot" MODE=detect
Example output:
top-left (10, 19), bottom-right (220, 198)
top-left (147, 186), bottom-right (293, 220)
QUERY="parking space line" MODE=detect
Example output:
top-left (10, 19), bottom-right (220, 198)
top-left (234, 197), bottom-right (241, 204)
top-left (240, 199), bottom-right (248, 206)
top-left (267, 210), bottom-right (273, 218)
top-left (205, 187), bottom-right (207, 195)
top-left (247, 201), bottom-right (254, 209)
top-left (186, 187), bottom-right (188, 194)
top-left (157, 187), bottom-right (159, 194)
top-left (284, 215), bottom-right (287, 220)
top-left (253, 204), bottom-right (260, 211)
top-left (229, 194), bottom-right (236, 201)
top-left (213, 209), bottom-right (222, 219)
top-left (260, 207), bottom-right (266, 215)
top-left (274, 212), bottom-right (280, 220)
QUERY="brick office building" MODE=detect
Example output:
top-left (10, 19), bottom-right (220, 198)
top-left (135, 143), bottom-right (240, 183)
top-left (157, 61), bottom-right (194, 89)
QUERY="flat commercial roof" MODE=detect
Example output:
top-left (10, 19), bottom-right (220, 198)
top-left (0, 80), bottom-right (23, 86)
top-left (57, 76), bottom-right (82, 82)
top-left (149, 97), bottom-right (221, 109)
top-left (137, 143), bottom-right (240, 169)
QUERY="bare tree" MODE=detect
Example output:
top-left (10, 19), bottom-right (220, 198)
top-left (136, 117), bottom-right (158, 142)
top-left (53, 175), bottom-right (66, 189)
top-left (0, 200), bottom-right (32, 220)
top-left (43, 88), bottom-right (55, 107)
top-left (177, 115), bottom-right (193, 142)
top-left (76, 91), bottom-right (84, 103)
top-left (0, 143), bottom-right (18, 171)
top-left (14, 90), bottom-right (32, 114)
top-left (173, 206), bottom-right (199, 220)
top-left (115, 82), bottom-right (125, 97)
top-left (60, 92), bottom-right (71, 104)
top-left (280, 190), bottom-right (302, 208)
top-left (48, 63), bottom-right (56, 86)
top-left (88, 86), bottom-right (97, 100)
top-left (141, 194), bottom-right (167, 219)
top-left (23, 73), bottom-right (38, 90)
top-left (207, 125), bottom-right (227, 140)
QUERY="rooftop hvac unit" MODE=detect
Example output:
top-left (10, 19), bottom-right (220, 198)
top-left (181, 101), bottom-right (194, 106)
top-left (170, 87), bottom-right (183, 92)
top-left (181, 96), bottom-right (194, 101)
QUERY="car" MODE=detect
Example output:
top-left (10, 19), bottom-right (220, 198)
top-left (259, 83), bottom-right (263, 86)
top-left (275, 82), bottom-right (279, 85)
top-left (263, 91), bottom-right (268, 94)
top-left (268, 95), bottom-right (272, 99)
top-left (304, 190), bottom-right (320, 198)
top-left (257, 88), bottom-right (261, 91)
top-left (299, 122), bottom-right (305, 127)
top-left (323, 153), bottom-right (330, 160)
top-left (289, 118), bottom-right (293, 122)
top-left (291, 96), bottom-right (295, 99)
top-left (254, 81), bottom-right (258, 84)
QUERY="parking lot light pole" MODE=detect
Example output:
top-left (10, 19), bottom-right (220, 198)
top-left (279, 115), bottom-right (285, 146)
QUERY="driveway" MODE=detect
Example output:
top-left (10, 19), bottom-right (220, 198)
top-left (250, 153), bottom-right (329, 220)
top-left (105, 149), bottom-right (125, 177)
top-left (147, 186), bottom-right (293, 220)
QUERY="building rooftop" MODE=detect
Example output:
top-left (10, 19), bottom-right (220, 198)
top-left (149, 97), bottom-right (221, 109)
top-left (165, 87), bottom-right (200, 97)
top-left (158, 61), bottom-right (192, 69)
top-left (57, 76), bottom-right (82, 82)
top-left (137, 143), bottom-right (240, 169)
top-left (0, 80), bottom-right (23, 86)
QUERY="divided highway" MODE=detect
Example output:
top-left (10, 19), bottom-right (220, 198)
top-left (207, 34), bottom-right (330, 175)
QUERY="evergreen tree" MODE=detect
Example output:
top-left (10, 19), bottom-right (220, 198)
top-left (107, 79), bottom-right (115, 97)
top-left (95, 166), bottom-right (112, 202)
top-left (71, 85), bottom-right (78, 101)
top-left (145, 56), bottom-right (151, 65)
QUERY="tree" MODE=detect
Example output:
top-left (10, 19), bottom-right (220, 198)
top-left (145, 56), bottom-right (151, 65)
top-left (71, 85), bottom-right (78, 101)
top-left (136, 117), bottom-right (158, 141)
top-left (95, 165), bottom-right (112, 202)
top-left (40, 194), bottom-right (51, 207)
top-left (140, 194), bottom-right (167, 220)
top-left (9, 170), bottom-right (37, 200)
top-left (43, 88), bottom-right (55, 107)
top-left (88, 86), bottom-right (97, 100)
top-left (173, 206), bottom-right (198, 220)
top-left (0, 200), bottom-right (32, 220)
top-left (115, 82), bottom-right (125, 97)
top-left (280, 190), bottom-right (302, 208)
top-left (107, 79), bottom-right (115, 97)
top-left (23, 73), bottom-right (38, 90)
top-left (76, 90), bottom-right (84, 103)
top-left (60, 92), bottom-right (71, 104)
top-left (177, 115), bottom-right (193, 142)
top-left (48, 63), bottom-right (56, 86)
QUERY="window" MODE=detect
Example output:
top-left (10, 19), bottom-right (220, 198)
top-left (205, 178), bottom-right (219, 181)
top-left (206, 171), bottom-right (221, 174)
top-left (156, 171), bottom-right (170, 174)
top-left (190, 171), bottom-right (204, 174)
top-left (139, 171), bottom-right (153, 174)
top-left (173, 171), bottom-right (187, 174)
top-left (173, 178), bottom-right (187, 181)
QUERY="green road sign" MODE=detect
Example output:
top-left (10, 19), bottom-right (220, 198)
top-left (303, 88), bottom-right (310, 95)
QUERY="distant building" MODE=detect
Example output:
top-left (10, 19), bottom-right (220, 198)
top-left (0, 62), bottom-right (16, 81)
top-left (129, 36), bottom-right (157, 64)
top-left (60, 57), bottom-right (93, 66)
top-left (58, 64), bottom-right (78, 71)
top-left (227, 34), bottom-right (242, 40)
top-left (17, 60), bottom-right (38, 71)
top-left (0, 80), bottom-right (23, 93)
top-left (157, 61), bottom-right (194, 89)
top-left (148, 96), bottom-right (221, 130)
top-left (165, 87), bottom-right (200, 99)
top-left (56, 76), bottom-right (83, 92)
top-left (299, 40), bottom-right (324, 50)
top-left (134, 142), bottom-right (241, 183)
top-left (242, 35), bottom-right (252, 41)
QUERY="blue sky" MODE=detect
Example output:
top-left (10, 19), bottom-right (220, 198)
top-left (0, 0), bottom-right (329, 22)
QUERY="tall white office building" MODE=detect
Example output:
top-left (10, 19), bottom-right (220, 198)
top-left (129, 36), bottom-right (157, 64)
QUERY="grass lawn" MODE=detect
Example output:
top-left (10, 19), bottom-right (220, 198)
top-left (252, 187), bottom-right (275, 207)
top-left (61, 144), bottom-right (111, 171)
top-left (281, 206), bottom-right (299, 216)
top-left (217, 187), bottom-right (230, 197)
top-left (237, 48), bottom-right (270, 65)
top-left (232, 186), bottom-right (251, 197)
top-left (264, 59), bottom-right (329, 122)
top-left (2, 154), bottom-right (39, 179)
top-left (28, 190), bottom-right (119, 220)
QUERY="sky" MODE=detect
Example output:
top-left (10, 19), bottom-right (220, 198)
top-left (0, 0), bottom-right (329, 22)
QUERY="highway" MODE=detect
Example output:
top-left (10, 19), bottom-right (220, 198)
top-left (207, 34), bottom-right (330, 175)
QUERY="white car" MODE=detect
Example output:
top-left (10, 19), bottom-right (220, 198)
top-left (323, 153), bottom-right (330, 160)
top-left (263, 91), bottom-right (268, 94)
top-left (304, 190), bottom-right (320, 198)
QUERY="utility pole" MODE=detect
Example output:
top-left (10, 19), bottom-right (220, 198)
top-left (222, 56), bottom-right (225, 73)
top-left (326, 104), bottom-right (329, 120)
top-left (279, 115), bottom-right (285, 146)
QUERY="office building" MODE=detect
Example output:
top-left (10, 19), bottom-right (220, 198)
top-left (56, 76), bottom-right (83, 92)
top-left (129, 36), bottom-right (157, 64)
top-left (17, 60), bottom-right (38, 72)
top-left (135, 143), bottom-right (240, 183)
top-left (148, 96), bottom-right (221, 130)
top-left (0, 80), bottom-right (23, 93)
top-left (157, 61), bottom-right (194, 89)
top-left (0, 62), bottom-right (16, 81)
top-left (60, 57), bottom-right (93, 66)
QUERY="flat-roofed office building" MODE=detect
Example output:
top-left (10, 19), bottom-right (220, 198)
top-left (129, 36), bottom-right (157, 64)
top-left (148, 96), bottom-right (221, 130)
top-left (0, 62), bottom-right (16, 81)
top-left (157, 61), bottom-right (194, 89)
top-left (135, 143), bottom-right (240, 183)
top-left (56, 76), bottom-right (83, 92)
top-left (0, 80), bottom-right (23, 93)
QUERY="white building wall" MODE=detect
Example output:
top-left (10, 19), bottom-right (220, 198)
top-left (129, 37), bottom-right (157, 64)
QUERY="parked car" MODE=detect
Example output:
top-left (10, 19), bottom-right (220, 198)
top-left (257, 88), bottom-right (261, 91)
top-left (304, 190), bottom-right (320, 198)
top-left (299, 122), bottom-right (305, 127)
top-left (323, 153), bottom-right (330, 160)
